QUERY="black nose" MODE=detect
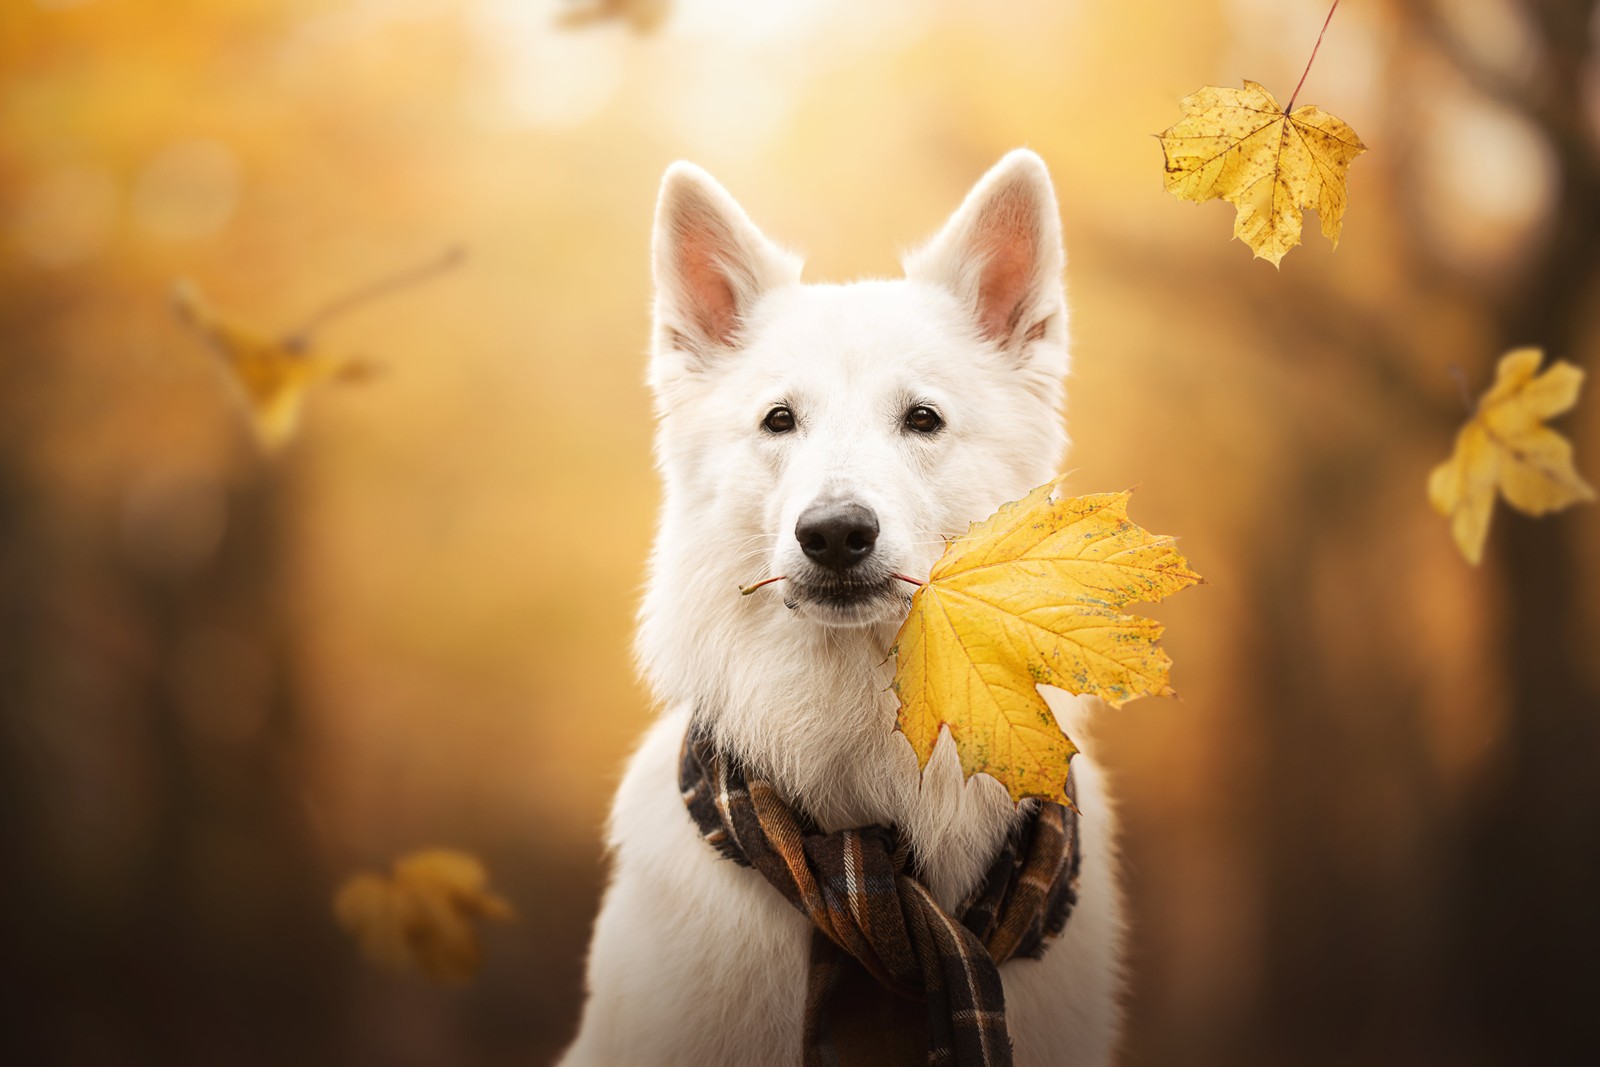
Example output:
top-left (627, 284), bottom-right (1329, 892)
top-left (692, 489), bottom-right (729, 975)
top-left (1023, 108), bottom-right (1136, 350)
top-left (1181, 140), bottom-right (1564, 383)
top-left (796, 501), bottom-right (879, 572)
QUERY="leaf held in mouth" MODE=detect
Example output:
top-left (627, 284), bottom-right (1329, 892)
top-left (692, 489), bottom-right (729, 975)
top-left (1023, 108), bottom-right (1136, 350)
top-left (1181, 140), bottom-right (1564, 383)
top-left (891, 481), bottom-right (1203, 804)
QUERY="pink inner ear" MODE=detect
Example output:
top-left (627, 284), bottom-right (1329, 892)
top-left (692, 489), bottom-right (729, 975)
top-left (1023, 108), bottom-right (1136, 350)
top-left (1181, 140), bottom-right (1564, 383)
top-left (678, 225), bottom-right (741, 347)
top-left (973, 187), bottom-right (1038, 342)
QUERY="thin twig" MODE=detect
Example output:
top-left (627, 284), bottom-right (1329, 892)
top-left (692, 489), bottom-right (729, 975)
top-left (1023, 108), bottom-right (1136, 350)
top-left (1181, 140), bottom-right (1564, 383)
top-left (738, 572), bottom-right (925, 595)
top-left (285, 245), bottom-right (465, 349)
top-left (739, 575), bottom-right (787, 595)
top-left (1287, 0), bottom-right (1342, 113)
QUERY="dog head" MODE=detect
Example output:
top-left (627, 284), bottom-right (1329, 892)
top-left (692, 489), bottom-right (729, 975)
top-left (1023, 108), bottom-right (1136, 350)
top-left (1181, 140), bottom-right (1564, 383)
top-left (638, 150), bottom-right (1070, 702)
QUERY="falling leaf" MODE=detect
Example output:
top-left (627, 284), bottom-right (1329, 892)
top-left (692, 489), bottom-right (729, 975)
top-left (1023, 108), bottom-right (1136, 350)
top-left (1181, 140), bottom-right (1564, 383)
top-left (173, 280), bottom-right (377, 450)
top-left (1157, 80), bottom-right (1366, 266)
top-left (892, 482), bottom-right (1203, 803)
top-left (1428, 348), bottom-right (1594, 564)
top-left (555, 0), bottom-right (670, 33)
top-left (334, 849), bottom-right (516, 984)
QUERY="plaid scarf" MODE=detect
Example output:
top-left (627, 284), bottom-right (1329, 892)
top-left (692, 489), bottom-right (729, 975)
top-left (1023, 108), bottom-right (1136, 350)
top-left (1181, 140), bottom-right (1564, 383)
top-left (679, 723), bottom-right (1081, 1067)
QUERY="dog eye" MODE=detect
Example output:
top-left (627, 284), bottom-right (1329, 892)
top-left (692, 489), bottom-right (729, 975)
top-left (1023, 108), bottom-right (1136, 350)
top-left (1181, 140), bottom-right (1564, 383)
top-left (904, 405), bottom-right (944, 434)
top-left (762, 406), bottom-right (796, 434)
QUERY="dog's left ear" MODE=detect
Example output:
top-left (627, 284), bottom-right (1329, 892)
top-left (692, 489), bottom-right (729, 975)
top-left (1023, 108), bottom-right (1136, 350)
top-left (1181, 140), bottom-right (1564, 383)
top-left (903, 149), bottom-right (1065, 359)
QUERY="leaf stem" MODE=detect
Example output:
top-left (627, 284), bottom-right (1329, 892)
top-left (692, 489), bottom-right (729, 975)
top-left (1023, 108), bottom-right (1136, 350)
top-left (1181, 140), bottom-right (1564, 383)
top-left (285, 245), bottom-right (466, 350)
top-left (1286, 0), bottom-right (1342, 113)
top-left (1447, 364), bottom-right (1477, 415)
top-left (740, 572), bottom-right (924, 595)
top-left (739, 575), bottom-right (787, 595)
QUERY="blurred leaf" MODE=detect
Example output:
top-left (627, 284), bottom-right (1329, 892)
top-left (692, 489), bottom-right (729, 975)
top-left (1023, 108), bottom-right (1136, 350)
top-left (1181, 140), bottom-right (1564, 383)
top-left (892, 482), bottom-right (1204, 804)
top-left (173, 281), bottom-right (377, 451)
top-left (555, 0), bottom-right (670, 34)
top-left (1157, 80), bottom-right (1366, 266)
top-left (1429, 348), bottom-right (1595, 565)
top-left (334, 849), bottom-right (515, 984)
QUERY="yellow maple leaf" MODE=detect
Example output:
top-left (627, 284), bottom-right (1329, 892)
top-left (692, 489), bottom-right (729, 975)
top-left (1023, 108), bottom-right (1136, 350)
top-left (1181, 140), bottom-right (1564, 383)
top-left (173, 281), bottom-right (376, 450)
top-left (334, 849), bottom-right (516, 984)
top-left (1157, 80), bottom-right (1366, 266)
top-left (891, 482), bottom-right (1204, 804)
top-left (1428, 348), bottom-right (1595, 565)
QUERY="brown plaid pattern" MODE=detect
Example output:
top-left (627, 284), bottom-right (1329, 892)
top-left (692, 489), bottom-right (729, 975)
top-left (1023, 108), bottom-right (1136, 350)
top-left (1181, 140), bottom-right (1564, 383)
top-left (680, 723), bottom-right (1081, 1067)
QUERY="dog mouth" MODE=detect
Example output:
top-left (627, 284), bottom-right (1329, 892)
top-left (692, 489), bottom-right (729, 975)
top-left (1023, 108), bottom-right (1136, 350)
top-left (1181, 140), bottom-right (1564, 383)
top-left (773, 568), bottom-right (920, 626)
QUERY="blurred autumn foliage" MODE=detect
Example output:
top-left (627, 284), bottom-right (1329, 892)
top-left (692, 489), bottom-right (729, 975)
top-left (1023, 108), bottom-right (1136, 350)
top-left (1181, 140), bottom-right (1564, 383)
top-left (3, 1), bottom-right (1599, 1065)
top-left (335, 848), bottom-right (515, 983)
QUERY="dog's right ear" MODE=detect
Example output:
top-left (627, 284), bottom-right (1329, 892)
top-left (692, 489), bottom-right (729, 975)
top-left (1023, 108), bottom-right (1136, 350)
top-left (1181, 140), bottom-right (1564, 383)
top-left (651, 163), bottom-right (801, 373)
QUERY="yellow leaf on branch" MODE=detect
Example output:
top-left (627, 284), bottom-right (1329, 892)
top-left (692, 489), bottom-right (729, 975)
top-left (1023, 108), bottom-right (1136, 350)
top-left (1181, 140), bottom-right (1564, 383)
top-left (173, 280), bottom-right (377, 450)
top-left (334, 849), bottom-right (516, 984)
top-left (892, 482), bottom-right (1203, 804)
top-left (1157, 80), bottom-right (1366, 266)
top-left (1428, 348), bottom-right (1595, 565)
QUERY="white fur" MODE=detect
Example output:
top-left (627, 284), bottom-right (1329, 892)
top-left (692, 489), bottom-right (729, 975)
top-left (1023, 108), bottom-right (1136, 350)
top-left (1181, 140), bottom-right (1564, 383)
top-left (562, 150), bottom-right (1124, 1066)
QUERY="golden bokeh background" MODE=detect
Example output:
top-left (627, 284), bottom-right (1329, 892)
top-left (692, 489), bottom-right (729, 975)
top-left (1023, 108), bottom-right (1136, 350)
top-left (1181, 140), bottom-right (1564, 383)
top-left (4, 1), bottom-right (1598, 1063)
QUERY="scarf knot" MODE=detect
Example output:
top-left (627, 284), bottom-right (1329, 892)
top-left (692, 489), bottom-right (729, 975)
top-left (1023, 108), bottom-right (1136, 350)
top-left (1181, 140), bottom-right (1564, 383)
top-left (679, 724), bottom-right (1081, 1067)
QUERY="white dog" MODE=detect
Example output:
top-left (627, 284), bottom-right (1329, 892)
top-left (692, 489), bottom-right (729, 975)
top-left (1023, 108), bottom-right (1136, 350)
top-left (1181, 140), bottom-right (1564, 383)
top-left (561, 150), bottom-right (1123, 1066)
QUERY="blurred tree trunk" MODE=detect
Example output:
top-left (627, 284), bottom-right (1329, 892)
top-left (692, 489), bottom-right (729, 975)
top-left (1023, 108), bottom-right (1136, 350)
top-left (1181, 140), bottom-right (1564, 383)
top-left (1154, 5), bottom-right (1600, 1060)
top-left (1465, 6), bottom-right (1600, 1052)
top-left (0, 290), bottom-right (348, 1061)
top-left (1396, 0), bottom-right (1600, 1058)
top-left (115, 462), bottom-right (348, 1065)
